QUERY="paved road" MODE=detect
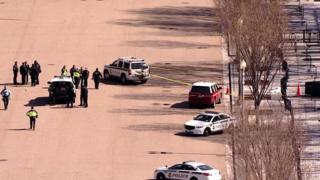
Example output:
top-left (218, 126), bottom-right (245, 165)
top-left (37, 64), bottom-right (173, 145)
top-left (0, 0), bottom-right (227, 180)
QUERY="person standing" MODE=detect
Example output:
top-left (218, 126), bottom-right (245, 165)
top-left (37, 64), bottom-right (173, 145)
top-left (20, 62), bottom-right (27, 85)
top-left (81, 68), bottom-right (89, 87)
top-left (73, 68), bottom-right (81, 89)
top-left (80, 85), bottom-right (88, 107)
top-left (61, 65), bottom-right (68, 76)
top-left (29, 64), bottom-right (37, 87)
top-left (26, 106), bottom-right (38, 131)
top-left (70, 65), bottom-right (76, 81)
top-left (13, 61), bottom-right (19, 85)
top-left (25, 62), bottom-right (30, 84)
top-left (34, 60), bottom-right (41, 85)
top-left (92, 68), bottom-right (102, 89)
top-left (66, 88), bottom-right (75, 108)
top-left (1, 86), bottom-right (11, 110)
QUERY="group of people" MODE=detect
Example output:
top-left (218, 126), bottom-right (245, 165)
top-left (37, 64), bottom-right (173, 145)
top-left (0, 85), bottom-right (37, 130)
top-left (61, 65), bottom-right (103, 89)
top-left (13, 60), bottom-right (42, 86)
top-left (1, 62), bottom-right (105, 131)
top-left (61, 65), bottom-right (103, 109)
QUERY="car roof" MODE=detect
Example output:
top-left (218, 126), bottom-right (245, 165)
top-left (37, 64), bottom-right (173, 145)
top-left (192, 81), bottom-right (217, 87)
top-left (117, 57), bottom-right (145, 62)
top-left (50, 76), bottom-right (73, 83)
top-left (182, 161), bottom-right (206, 167)
top-left (200, 111), bottom-right (225, 116)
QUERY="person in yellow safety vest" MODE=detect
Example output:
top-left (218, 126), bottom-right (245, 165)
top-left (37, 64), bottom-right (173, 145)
top-left (73, 68), bottom-right (81, 89)
top-left (61, 65), bottom-right (69, 76)
top-left (26, 106), bottom-right (38, 131)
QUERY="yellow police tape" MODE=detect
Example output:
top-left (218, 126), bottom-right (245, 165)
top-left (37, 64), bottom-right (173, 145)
top-left (151, 74), bottom-right (192, 86)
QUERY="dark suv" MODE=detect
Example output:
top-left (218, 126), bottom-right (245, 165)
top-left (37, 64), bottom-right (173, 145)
top-left (48, 76), bottom-right (75, 104)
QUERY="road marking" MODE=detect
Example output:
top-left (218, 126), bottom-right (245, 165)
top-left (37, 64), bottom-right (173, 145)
top-left (151, 74), bottom-right (192, 86)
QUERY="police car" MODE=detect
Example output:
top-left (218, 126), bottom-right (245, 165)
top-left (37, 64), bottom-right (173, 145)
top-left (184, 111), bottom-right (233, 136)
top-left (154, 161), bottom-right (222, 180)
top-left (48, 76), bottom-right (75, 105)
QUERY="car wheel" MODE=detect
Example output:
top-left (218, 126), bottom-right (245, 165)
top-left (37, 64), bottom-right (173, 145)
top-left (211, 101), bottom-right (215, 108)
top-left (203, 128), bottom-right (211, 136)
top-left (49, 97), bottom-right (55, 105)
top-left (141, 79), bottom-right (148, 84)
top-left (156, 173), bottom-right (166, 180)
top-left (120, 74), bottom-right (127, 84)
top-left (104, 70), bottom-right (110, 80)
top-left (188, 102), bottom-right (194, 108)
top-left (190, 177), bottom-right (198, 180)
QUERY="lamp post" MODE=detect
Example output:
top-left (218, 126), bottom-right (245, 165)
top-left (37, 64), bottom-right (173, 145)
top-left (240, 60), bottom-right (247, 115)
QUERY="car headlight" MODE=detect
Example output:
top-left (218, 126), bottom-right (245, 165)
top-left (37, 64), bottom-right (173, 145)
top-left (196, 126), bottom-right (203, 128)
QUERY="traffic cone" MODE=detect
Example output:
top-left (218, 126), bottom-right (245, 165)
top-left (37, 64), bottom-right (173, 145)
top-left (226, 86), bottom-right (230, 95)
top-left (296, 83), bottom-right (301, 97)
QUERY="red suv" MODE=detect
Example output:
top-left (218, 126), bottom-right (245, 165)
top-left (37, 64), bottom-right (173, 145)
top-left (188, 82), bottom-right (222, 108)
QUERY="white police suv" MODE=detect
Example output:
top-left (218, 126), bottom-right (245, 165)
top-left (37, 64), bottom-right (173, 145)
top-left (184, 111), bottom-right (233, 136)
top-left (154, 161), bottom-right (222, 180)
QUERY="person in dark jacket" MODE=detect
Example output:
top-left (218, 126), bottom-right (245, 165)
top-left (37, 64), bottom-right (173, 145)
top-left (29, 64), bottom-right (37, 87)
top-left (13, 61), bottom-right (19, 85)
top-left (81, 68), bottom-right (89, 87)
top-left (92, 68), bottom-right (102, 89)
top-left (25, 62), bottom-right (30, 84)
top-left (66, 88), bottom-right (75, 108)
top-left (70, 65), bottom-right (76, 81)
top-left (34, 60), bottom-right (41, 84)
top-left (20, 62), bottom-right (27, 85)
top-left (80, 85), bottom-right (88, 107)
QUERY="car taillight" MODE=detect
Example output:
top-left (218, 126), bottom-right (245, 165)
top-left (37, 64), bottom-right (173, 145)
top-left (202, 172), bottom-right (211, 176)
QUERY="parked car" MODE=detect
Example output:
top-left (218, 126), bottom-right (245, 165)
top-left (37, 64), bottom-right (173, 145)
top-left (154, 160), bottom-right (222, 180)
top-left (103, 57), bottom-right (150, 84)
top-left (184, 111), bottom-right (233, 136)
top-left (188, 82), bottom-right (222, 108)
top-left (48, 76), bottom-right (75, 105)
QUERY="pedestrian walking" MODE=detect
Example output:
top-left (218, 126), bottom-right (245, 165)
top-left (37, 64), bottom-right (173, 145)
top-left (81, 67), bottom-right (89, 87)
top-left (29, 64), bottom-right (37, 86)
top-left (80, 85), bottom-right (88, 107)
top-left (1, 86), bottom-right (11, 110)
top-left (34, 60), bottom-right (41, 84)
top-left (13, 61), bottom-right (19, 85)
top-left (92, 68), bottom-right (102, 89)
top-left (66, 88), bottom-right (75, 108)
top-left (26, 106), bottom-right (38, 131)
top-left (73, 68), bottom-right (81, 89)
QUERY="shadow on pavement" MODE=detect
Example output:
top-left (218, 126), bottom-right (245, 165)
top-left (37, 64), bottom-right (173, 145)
top-left (175, 131), bottom-right (226, 144)
top-left (24, 97), bottom-right (49, 107)
top-left (125, 40), bottom-right (220, 49)
top-left (101, 79), bottom-right (141, 86)
top-left (8, 128), bottom-right (29, 131)
top-left (114, 6), bottom-right (221, 36)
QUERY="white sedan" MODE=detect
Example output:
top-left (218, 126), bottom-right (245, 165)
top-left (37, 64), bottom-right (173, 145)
top-left (154, 161), bottom-right (222, 180)
top-left (184, 111), bottom-right (233, 136)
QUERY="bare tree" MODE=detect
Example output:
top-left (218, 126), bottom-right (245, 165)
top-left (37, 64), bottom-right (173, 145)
top-left (217, 0), bottom-right (289, 120)
top-left (227, 107), bottom-right (301, 180)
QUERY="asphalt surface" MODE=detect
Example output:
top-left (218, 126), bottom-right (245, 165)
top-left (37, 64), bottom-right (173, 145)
top-left (0, 0), bottom-right (227, 179)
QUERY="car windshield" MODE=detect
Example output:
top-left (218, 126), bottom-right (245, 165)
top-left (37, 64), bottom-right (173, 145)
top-left (194, 115), bottom-right (213, 122)
top-left (131, 63), bottom-right (148, 69)
top-left (197, 165), bottom-right (213, 171)
top-left (51, 82), bottom-right (73, 89)
top-left (191, 86), bottom-right (211, 93)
